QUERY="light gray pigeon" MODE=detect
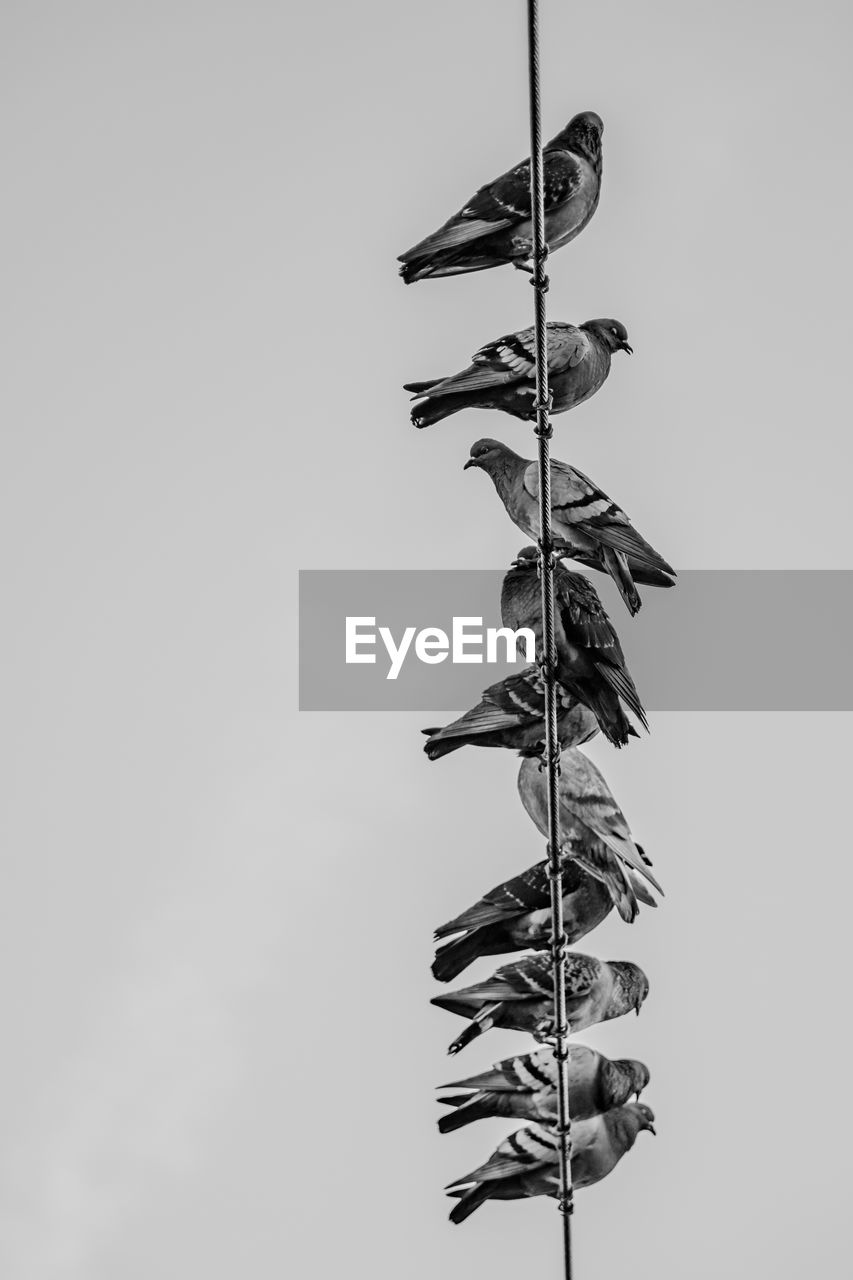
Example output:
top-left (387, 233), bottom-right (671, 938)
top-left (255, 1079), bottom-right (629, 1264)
top-left (517, 748), bottom-right (663, 901)
top-left (398, 111), bottom-right (603, 282)
top-left (437, 1043), bottom-right (649, 1134)
top-left (501, 547), bottom-right (648, 746)
top-left (405, 319), bottom-right (630, 428)
top-left (465, 438), bottom-right (675, 614)
top-left (446, 1103), bottom-right (656, 1222)
top-left (422, 666), bottom-right (599, 760)
top-left (430, 951), bottom-right (649, 1055)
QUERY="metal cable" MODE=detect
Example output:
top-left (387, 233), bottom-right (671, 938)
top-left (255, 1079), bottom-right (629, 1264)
top-left (526, 2), bottom-right (574, 1275)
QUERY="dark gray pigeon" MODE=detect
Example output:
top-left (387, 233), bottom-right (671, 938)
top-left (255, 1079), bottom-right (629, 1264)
top-left (422, 666), bottom-right (598, 760)
top-left (501, 547), bottom-right (647, 746)
top-left (432, 838), bottom-right (656, 983)
top-left (398, 111), bottom-right (603, 282)
top-left (432, 857), bottom-right (613, 983)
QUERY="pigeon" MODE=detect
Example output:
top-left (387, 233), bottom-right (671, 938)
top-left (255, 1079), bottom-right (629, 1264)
top-left (465, 438), bottom-right (675, 615)
top-left (430, 951), bottom-right (649, 1055)
top-left (501, 548), bottom-right (648, 747)
top-left (422, 666), bottom-right (599, 760)
top-left (398, 111), bottom-right (603, 283)
top-left (446, 1103), bottom-right (656, 1222)
top-left (405, 319), bottom-right (630, 428)
top-left (518, 748), bottom-right (663, 902)
top-left (437, 1044), bottom-right (649, 1134)
top-left (432, 846), bottom-right (655, 983)
top-left (432, 857), bottom-right (613, 983)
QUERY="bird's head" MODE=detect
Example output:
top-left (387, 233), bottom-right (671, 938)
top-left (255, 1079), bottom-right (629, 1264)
top-left (613, 961), bottom-right (650, 1014)
top-left (631, 1103), bottom-right (656, 1136)
top-left (585, 318), bottom-right (632, 355)
top-left (619, 1058), bottom-right (651, 1099)
top-left (464, 438), bottom-right (512, 474)
top-left (561, 111), bottom-right (604, 168)
top-left (510, 545), bottom-right (540, 571)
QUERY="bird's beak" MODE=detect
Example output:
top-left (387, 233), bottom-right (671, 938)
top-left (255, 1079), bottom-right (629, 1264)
top-left (648, 1124), bottom-right (657, 1136)
top-left (621, 341), bottom-right (633, 355)
top-left (463, 459), bottom-right (478, 470)
top-left (635, 1007), bottom-right (640, 1015)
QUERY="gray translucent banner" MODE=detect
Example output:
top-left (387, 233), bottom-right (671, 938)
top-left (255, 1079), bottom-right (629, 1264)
top-left (298, 570), bottom-right (853, 711)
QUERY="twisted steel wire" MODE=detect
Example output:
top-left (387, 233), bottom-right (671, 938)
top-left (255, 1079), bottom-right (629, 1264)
top-left (526, 2), bottom-right (574, 1275)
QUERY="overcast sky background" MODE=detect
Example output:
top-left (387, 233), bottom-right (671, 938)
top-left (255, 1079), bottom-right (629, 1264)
top-left (2, 2), bottom-right (852, 1277)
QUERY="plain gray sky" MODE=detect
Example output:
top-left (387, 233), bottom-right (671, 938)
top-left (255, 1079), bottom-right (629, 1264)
top-left (2, 2), bottom-right (852, 1278)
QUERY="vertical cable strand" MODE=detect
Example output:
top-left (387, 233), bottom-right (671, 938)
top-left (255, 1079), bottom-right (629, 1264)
top-left (526, 3), bottom-right (574, 1277)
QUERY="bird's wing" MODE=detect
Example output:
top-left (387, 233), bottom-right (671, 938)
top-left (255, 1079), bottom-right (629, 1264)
top-left (561, 754), bottom-right (663, 892)
top-left (442, 1048), bottom-right (558, 1094)
top-left (473, 324), bottom-right (589, 379)
top-left (426, 697), bottom-right (517, 743)
top-left (550, 463), bottom-right (617, 524)
top-left (462, 956), bottom-right (552, 1002)
top-left (563, 468), bottom-right (675, 576)
top-left (554, 569), bottom-right (621, 652)
top-left (435, 863), bottom-right (549, 938)
top-left (582, 516), bottom-right (675, 576)
top-left (483, 667), bottom-right (544, 719)
top-left (445, 327), bottom-right (538, 392)
top-left (430, 322), bottom-right (587, 398)
top-left (596, 661), bottom-right (649, 731)
top-left (448, 1125), bottom-right (559, 1187)
top-left (523, 461), bottom-right (613, 533)
top-left (556, 572), bottom-right (647, 727)
top-left (459, 148), bottom-right (583, 230)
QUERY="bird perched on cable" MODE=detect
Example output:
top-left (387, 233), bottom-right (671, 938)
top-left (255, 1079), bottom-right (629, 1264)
top-left (465, 438), bottom-right (675, 615)
top-left (437, 1044), bottom-right (650, 1134)
top-left (518, 748), bottom-right (663, 903)
top-left (432, 849), bottom-right (655, 983)
top-left (422, 666), bottom-right (598, 760)
top-left (398, 111), bottom-right (603, 283)
top-left (432, 858), bottom-right (612, 983)
top-left (446, 1103), bottom-right (656, 1223)
top-left (405, 319), bottom-right (630, 429)
top-left (502, 547), bottom-right (648, 746)
top-left (430, 951), bottom-right (649, 1055)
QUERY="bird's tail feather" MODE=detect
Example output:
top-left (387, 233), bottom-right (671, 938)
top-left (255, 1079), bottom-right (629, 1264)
top-left (584, 687), bottom-right (635, 748)
top-left (598, 664), bottom-right (649, 733)
top-left (422, 729), bottom-right (463, 761)
top-left (437, 1094), bottom-right (500, 1135)
top-left (628, 869), bottom-right (658, 908)
top-left (403, 377), bottom-right (443, 395)
top-left (432, 926), bottom-right (507, 983)
top-left (630, 563), bottom-right (676, 589)
top-left (602, 547), bottom-right (642, 616)
top-left (448, 1182), bottom-right (493, 1224)
top-left (448, 1003), bottom-right (501, 1055)
top-left (410, 390), bottom-right (474, 429)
